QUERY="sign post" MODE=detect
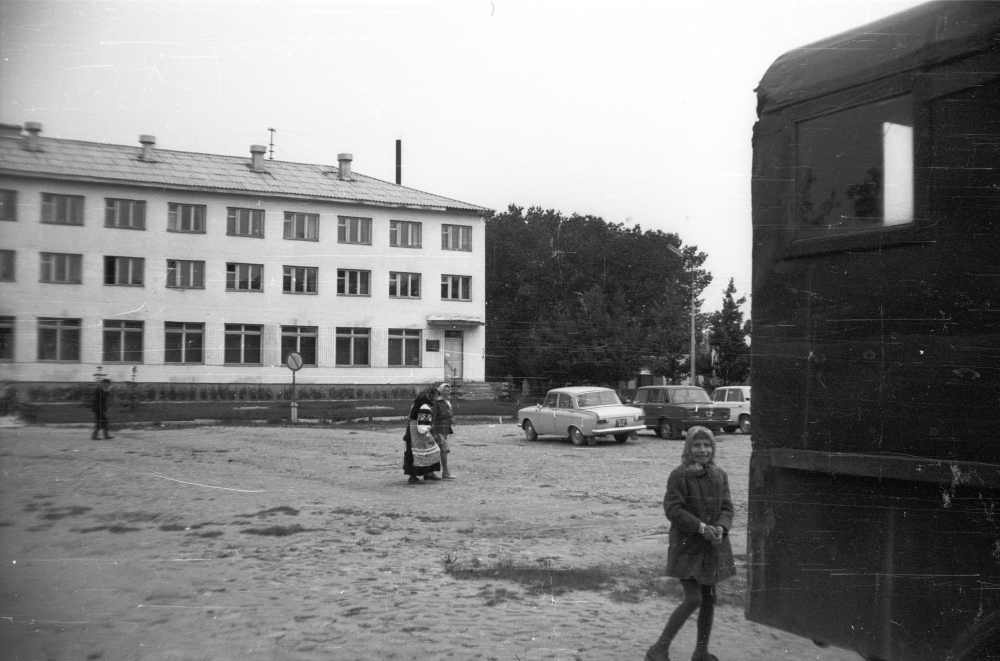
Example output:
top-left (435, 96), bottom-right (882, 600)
top-left (286, 352), bottom-right (303, 423)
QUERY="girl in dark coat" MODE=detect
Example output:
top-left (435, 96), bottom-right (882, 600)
top-left (646, 426), bottom-right (735, 661)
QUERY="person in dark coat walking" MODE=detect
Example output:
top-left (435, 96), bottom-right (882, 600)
top-left (432, 382), bottom-right (455, 479)
top-left (91, 378), bottom-right (114, 440)
top-left (646, 426), bottom-right (734, 661)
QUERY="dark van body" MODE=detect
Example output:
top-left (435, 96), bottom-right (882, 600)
top-left (748, 3), bottom-right (1000, 660)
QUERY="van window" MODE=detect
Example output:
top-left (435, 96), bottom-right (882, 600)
top-left (796, 94), bottom-right (913, 232)
top-left (727, 390), bottom-right (744, 402)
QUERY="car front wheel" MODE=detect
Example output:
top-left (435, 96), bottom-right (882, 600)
top-left (569, 426), bottom-right (585, 446)
top-left (523, 420), bottom-right (538, 442)
top-left (658, 419), bottom-right (678, 440)
top-left (738, 414), bottom-right (751, 434)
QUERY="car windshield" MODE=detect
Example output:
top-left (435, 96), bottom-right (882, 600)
top-left (577, 390), bottom-right (621, 408)
top-left (673, 388), bottom-right (711, 404)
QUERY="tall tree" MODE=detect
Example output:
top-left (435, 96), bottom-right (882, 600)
top-left (485, 205), bottom-right (711, 386)
top-left (706, 278), bottom-right (750, 385)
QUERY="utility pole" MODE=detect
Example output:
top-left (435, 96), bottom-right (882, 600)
top-left (667, 245), bottom-right (697, 385)
top-left (689, 277), bottom-right (697, 385)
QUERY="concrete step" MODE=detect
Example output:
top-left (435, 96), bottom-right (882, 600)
top-left (452, 382), bottom-right (501, 401)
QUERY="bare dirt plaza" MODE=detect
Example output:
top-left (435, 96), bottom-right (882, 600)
top-left (0, 421), bottom-right (859, 660)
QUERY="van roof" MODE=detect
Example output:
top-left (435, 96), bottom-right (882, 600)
top-left (757, 1), bottom-right (1000, 111)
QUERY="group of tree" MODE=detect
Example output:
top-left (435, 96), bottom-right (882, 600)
top-left (485, 205), bottom-right (750, 388)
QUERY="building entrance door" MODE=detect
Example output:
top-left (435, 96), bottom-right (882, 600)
top-left (443, 331), bottom-right (464, 382)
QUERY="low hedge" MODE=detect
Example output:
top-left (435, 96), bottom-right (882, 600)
top-left (16, 397), bottom-right (520, 425)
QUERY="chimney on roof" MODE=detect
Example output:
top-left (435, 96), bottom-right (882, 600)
top-left (337, 153), bottom-right (353, 181)
top-left (250, 144), bottom-right (266, 172)
top-left (395, 139), bottom-right (402, 185)
top-left (23, 121), bottom-right (42, 152)
top-left (139, 134), bottom-right (156, 161)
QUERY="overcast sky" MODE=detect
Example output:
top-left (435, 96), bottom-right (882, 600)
top-left (1, 0), bottom-right (925, 312)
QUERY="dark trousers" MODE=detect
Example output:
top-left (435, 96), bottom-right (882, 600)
top-left (92, 411), bottom-right (111, 439)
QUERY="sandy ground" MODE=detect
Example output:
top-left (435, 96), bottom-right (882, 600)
top-left (0, 421), bottom-right (863, 661)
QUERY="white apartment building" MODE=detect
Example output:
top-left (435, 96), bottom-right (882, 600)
top-left (0, 123), bottom-right (489, 386)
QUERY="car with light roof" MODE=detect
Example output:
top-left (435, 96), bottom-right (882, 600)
top-left (633, 385), bottom-right (729, 439)
top-left (518, 386), bottom-right (645, 446)
top-left (711, 385), bottom-right (751, 433)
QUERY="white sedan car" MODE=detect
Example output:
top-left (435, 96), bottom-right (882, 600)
top-left (711, 385), bottom-right (751, 433)
top-left (518, 386), bottom-right (645, 445)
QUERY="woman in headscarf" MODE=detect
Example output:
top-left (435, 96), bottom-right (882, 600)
top-left (402, 384), bottom-right (442, 483)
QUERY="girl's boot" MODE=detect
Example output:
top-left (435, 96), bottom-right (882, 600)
top-left (644, 641), bottom-right (670, 661)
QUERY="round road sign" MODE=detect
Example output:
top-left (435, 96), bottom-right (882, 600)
top-left (286, 352), bottom-right (303, 371)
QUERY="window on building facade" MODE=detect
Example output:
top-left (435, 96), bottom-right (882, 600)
top-left (0, 190), bottom-right (17, 221)
top-left (226, 262), bottom-right (263, 292)
top-left (41, 193), bottom-right (84, 225)
top-left (103, 320), bottom-right (144, 363)
top-left (0, 250), bottom-right (14, 281)
top-left (105, 198), bottom-right (146, 230)
top-left (441, 274), bottom-right (471, 300)
top-left (164, 321), bottom-right (204, 364)
top-left (40, 252), bottom-right (82, 284)
top-left (104, 256), bottom-right (145, 286)
top-left (227, 207), bottom-right (265, 237)
top-left (388, 328), bottom-right (421, 367)
top-left (337, 216), bottom-right (372, 245)
top-left (282, 265), bottom-right (318, 294)
top-left (442, 224), bottom-right (472, 251)
top-left (167, 203), bottom-right (206, 233)
top-left (335, 327), bottom-right (369, 366)
top-left (0, 316), bottom-right (13, 361)
top-left (38, 317), bottom-right (81, 361)
top-left (224, 323), bottom-right (262, 364)
top-left (281, 325), bottom-right (317, 366)
top-left (283, 212), bottom-right (319, 241)
top-left (388, 271), bottom-right (421, 298)
top-left (389, 220), bottom-right (421, 248)
top-left (166, 259), bottom-right (205, 289)
top-left (337, 269), bottom-right (370, 296)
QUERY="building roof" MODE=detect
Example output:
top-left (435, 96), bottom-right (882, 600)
top-left (757, 0), bottom-right (1000, 111)
top-left (0, 128), bottom-right (490, 215)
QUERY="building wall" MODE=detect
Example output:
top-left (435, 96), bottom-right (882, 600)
top-left (0, 176), bottom-right (486, 384)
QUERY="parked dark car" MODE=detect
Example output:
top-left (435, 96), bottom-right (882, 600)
top-left (633, 385), bottom-right (729, 439)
